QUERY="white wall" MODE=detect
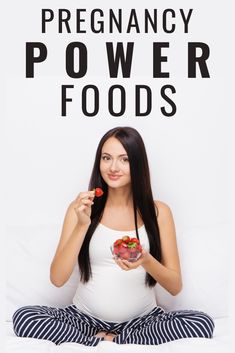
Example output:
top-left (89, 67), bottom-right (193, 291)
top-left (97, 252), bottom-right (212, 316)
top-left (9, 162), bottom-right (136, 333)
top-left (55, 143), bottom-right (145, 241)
top-left (4, 0), bottom-right (232, 236)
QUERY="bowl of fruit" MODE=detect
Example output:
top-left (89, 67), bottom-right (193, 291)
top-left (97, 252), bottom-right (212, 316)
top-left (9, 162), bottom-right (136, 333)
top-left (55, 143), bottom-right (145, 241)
top-left (111, 236), bottom-right (143, 262)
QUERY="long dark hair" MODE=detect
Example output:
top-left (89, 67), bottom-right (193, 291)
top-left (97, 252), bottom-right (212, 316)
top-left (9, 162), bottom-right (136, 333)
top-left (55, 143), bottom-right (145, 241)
top-left (78, 126), bottom-right (161, 287)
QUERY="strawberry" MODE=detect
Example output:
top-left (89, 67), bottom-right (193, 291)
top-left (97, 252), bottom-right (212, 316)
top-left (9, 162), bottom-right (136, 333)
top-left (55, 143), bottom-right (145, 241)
top-left (119, 243), bottom-right (128, 253)
top-left (114, 239), bottom-right (123, 247)
top-left (130, 238), bottom-right (140, 244)
top-left (93, 187), bottom-right (104, 197)
top-left (113, 247), bottom-right (120, 255)
top-left (136, 244), bottom-right (142, 251)
top-left (121, 251), bottom-right (130, 260)
top-left (122, 236), bottom-right (130, 243)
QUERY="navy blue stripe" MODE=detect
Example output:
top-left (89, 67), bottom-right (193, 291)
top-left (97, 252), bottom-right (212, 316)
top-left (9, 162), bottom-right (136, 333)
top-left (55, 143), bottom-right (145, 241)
top-left (12, 304), bottom-right (215, 346)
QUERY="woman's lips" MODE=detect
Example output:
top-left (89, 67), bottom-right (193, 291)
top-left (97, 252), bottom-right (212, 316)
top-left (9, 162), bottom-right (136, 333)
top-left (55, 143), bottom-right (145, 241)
top-left (108, 174), bottom-right (122, 180)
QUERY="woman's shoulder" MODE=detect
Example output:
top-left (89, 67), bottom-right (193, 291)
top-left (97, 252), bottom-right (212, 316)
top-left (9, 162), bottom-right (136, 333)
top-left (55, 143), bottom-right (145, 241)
top-left (153, 200), bottom-right (173, 222)
top-left (154, 199), bottom-right (171, 212)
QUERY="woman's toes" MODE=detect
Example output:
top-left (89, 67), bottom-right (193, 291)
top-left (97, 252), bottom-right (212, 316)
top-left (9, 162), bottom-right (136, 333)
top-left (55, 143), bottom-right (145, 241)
top-left (104, 333), bottom-right (117, 341)
top-left (94, 331), bottom-right (107, 338)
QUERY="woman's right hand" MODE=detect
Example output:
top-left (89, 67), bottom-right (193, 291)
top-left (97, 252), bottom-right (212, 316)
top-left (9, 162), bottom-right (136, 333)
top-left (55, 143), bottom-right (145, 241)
top-left (72, 190), bottom-right (95, 227)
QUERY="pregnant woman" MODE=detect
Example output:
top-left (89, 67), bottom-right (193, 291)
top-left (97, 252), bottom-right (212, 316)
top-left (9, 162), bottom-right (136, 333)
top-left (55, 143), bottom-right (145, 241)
top-left (12, 126), bottom-right (214, 346)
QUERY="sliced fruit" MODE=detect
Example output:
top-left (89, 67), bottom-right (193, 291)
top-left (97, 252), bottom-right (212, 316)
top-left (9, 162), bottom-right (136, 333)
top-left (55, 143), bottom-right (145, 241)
top-left (114, 239), bottom-right (123, 247)
top-left (127, 242), bottom-right (137, 248)
top-left (113, 247), bottom-right (120, 255)
top-left (121, 251), bottom-right (130, 260)
top-left (130, 238), bottom-right (140, 244)
top-left (111, 236), bottom-right (142, 262)
top-left (136, 244), bottom-right (142, 251)
top-left (122, 236), bottom-right (130, 243)
top-left (119, 243), bottom-right (128, 252)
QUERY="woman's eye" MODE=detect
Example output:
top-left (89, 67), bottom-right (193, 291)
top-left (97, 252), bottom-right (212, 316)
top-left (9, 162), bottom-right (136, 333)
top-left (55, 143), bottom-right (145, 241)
top-left (102, 156), bottom-right (110, 161)
top-left (101, 156), bottom-right (128, 163)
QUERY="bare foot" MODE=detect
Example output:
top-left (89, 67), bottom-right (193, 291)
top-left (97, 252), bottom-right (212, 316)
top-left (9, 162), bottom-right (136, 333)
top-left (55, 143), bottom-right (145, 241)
top-left (94, 331), bottom-right (107, 338)
top-left (103, 333), bottom-right (117, 342)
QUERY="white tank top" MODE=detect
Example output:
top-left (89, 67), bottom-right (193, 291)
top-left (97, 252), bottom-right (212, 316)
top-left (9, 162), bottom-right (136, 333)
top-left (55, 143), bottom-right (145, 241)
top-left (72, 222), bottom-right (157, 323)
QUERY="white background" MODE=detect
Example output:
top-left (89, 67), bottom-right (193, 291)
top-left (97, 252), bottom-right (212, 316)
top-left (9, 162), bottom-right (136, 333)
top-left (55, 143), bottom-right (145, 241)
top-left (2, 0), bottom-right (234, 340)
top-left (3, 0), bottom-right (232, 227)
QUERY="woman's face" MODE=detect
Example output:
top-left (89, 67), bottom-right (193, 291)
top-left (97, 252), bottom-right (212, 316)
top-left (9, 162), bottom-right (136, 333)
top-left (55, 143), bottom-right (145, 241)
top-left (100, 137), bottom-right (131, 189)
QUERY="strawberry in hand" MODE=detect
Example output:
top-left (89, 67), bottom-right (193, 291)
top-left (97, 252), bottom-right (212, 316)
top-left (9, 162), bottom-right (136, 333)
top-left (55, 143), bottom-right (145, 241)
top-left (92, 187), bottom-right (104, 197)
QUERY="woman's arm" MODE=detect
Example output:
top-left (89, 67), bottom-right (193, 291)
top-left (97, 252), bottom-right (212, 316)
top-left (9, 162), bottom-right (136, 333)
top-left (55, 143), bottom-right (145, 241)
top-left (50, 191), bottom-right (94, 287)
top-left (116, 201), bottom-right (182, 296)
top-left (142, 200), bottom-right (182, 295)
top-left (50, 204), bottom-right (89, 287)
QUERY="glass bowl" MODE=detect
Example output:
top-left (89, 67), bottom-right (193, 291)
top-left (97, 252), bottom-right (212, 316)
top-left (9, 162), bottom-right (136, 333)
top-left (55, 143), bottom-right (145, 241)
top-left (110, 237), bottom-right (143, 262)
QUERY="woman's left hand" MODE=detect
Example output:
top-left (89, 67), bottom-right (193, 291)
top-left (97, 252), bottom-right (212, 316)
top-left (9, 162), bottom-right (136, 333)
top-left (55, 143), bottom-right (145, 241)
top-left (114, 249), bottom-right (150, 271)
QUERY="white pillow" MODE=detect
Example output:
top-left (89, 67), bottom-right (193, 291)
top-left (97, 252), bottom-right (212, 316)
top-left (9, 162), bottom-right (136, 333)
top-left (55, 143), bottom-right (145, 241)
top-left (6, 225), bottom-right (79, 322)
top-left (155, 223), bottom-right (230, 319)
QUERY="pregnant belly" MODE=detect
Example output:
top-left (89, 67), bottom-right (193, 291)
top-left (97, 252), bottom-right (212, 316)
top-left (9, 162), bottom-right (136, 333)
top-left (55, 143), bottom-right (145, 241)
top-left (73, 265), bottom-right (157, 322)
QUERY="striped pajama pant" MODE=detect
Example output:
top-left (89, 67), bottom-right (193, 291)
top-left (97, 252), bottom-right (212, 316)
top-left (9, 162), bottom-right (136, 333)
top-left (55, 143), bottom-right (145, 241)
top-left (12, 304), bottom-right (215, 346)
